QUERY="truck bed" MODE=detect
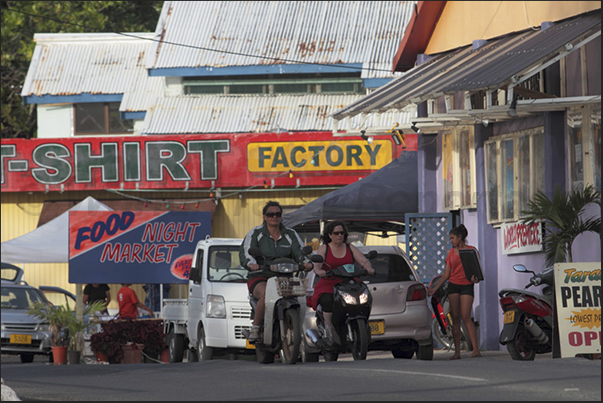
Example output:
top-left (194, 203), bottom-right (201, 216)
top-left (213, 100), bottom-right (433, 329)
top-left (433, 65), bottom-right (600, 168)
top-left (162, 299), bottom-right (188, 323)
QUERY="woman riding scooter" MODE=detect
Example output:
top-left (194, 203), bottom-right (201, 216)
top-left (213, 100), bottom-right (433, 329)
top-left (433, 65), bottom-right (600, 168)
top-left (310, 221), bottom-right (375, 344)
top-left (239, 201), bottom-right (313, 342)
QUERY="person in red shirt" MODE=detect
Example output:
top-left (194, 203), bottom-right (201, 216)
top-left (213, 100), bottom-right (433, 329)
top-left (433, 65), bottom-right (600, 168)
top-left (428, 224), bottom-right (482, 359)
top-left (117, 284), bottom-right (153, 319)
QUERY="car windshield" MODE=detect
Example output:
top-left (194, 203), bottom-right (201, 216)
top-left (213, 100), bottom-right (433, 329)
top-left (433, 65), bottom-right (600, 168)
top-left (207, 246), bottom-right (248, 283)
top-left (1, 287), bottom-right (46, 309)
top-left (357, 253), bottom-right (416, 284)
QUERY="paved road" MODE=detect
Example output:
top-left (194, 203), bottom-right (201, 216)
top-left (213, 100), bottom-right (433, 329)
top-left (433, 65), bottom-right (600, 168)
top-left (1, 350), bottom-right (600, 401)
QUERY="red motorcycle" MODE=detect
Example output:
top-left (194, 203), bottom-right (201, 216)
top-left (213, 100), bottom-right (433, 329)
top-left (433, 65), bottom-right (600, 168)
top-left (498, 264), bottom-right (554, 361)
top-left (428, 275), bottom-right (476, 352)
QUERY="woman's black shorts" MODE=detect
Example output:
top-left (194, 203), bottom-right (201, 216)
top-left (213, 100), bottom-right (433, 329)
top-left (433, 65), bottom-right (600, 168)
top-left (447, 282), bottom-right (474, 297)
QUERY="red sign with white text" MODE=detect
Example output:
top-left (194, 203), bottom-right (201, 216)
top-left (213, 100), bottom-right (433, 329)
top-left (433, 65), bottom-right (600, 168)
top-left (1, 132), bottom-right (416, 192)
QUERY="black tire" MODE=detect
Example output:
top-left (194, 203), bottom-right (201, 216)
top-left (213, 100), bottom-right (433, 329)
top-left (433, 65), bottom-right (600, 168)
top-left (392, 347), bottom-right (414, 359)
top-left (168, 327), bottom-right (185, 363)
top-left (20, 353), bottom-right (34, 363)
top-left (323, 351), bottom-right (339, 362)
top-left (416, 341), bottom-right (434, 360)
top-left (506, 324), bottom-right (536, 361)
top-left (255, 345), bottom-right (275, 364)
top-left (279, 309), bottom-right (301, 365)
top-left (350, 318), bottom-right (369, 361)
top-left (431, 317), bottom-right (472, 351)
top-left (197, 326), bottom-right (214, 361)
top-left (301, 339), bottom-right (320, 363)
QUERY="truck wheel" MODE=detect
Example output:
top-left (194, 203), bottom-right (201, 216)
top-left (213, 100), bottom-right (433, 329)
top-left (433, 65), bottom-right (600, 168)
top-left (197, 326), bottom-right (213, 361)
top-left (168, 328), bottom-right (185, 363)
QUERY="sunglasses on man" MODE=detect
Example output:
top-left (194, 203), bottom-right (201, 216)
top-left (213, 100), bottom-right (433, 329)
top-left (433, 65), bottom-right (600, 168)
top-left (265, 212), bottom-right (282, 218)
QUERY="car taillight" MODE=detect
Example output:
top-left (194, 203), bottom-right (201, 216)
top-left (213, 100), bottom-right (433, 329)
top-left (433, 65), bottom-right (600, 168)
top-left (407, 284), bottom-right (426, 301)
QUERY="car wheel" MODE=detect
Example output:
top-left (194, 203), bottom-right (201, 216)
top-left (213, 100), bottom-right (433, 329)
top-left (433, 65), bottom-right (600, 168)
top-left (392, 347), bottom-right (414, 359)
top-left (416, 341), bottom-right (434, 361)
top-left (20, 353), bottom-right (34, 363)
top-left (301, 339), bottom-right (319, 363)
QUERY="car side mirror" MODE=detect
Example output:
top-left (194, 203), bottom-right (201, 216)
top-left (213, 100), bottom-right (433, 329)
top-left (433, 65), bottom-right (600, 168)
top-left (365, 250), bottom-right (377, 260)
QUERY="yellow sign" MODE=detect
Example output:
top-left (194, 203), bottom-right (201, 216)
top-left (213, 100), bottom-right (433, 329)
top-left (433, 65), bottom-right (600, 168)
top-left (554, 262), bottom-right (601, 358)
top-left (247, 141), bottom-right (392, 172)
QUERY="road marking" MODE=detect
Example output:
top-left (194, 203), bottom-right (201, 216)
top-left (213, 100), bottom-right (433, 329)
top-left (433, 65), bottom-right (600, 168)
top-left (343, 368), bottom-right (487, 382)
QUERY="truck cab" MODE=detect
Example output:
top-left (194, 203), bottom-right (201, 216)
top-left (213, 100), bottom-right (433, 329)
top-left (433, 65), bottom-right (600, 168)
top-left (165, 237), bottom-right (253, 361)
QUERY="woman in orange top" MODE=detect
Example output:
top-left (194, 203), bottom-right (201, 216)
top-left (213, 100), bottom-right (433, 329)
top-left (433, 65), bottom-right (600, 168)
top-left (428, 224), bottom-right (481, 359)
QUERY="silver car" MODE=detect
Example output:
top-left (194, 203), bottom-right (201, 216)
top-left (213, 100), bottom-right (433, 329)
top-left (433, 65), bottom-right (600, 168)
top-left (301, 245), bottom-right (433, 361)
top-left (1, 263), bottom-right (80, 363)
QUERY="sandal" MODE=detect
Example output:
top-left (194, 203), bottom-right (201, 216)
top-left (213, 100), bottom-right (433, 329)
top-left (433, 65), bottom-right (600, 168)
top-left (449, 355), bottom-right (461, 360)
top-left (470, 352), bottom-right (482, 358)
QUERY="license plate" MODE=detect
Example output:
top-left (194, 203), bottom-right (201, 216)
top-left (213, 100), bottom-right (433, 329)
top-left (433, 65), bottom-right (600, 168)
top-left (369, 320), bottom-right (385, 335)
top-left (245, 339), bottom-right (256, 350)
top-left (10, 334), bottom-right (32, 344)
top-left (504, 311), bottom-right (515, 324)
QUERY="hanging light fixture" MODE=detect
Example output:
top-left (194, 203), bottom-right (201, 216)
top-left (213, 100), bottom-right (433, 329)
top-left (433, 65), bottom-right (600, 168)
top-left (410, 122), bottom-right (421, 134)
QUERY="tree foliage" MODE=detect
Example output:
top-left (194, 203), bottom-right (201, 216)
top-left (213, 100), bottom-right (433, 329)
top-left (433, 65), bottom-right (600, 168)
top-left (521, 184), bottom-right (601, 268)
top-left (1, 1), bottom-right (163, 139)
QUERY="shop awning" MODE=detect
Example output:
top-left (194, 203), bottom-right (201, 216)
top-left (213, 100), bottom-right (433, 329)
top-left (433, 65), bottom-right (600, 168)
top-left (331, 10), bottom-right (601, 127)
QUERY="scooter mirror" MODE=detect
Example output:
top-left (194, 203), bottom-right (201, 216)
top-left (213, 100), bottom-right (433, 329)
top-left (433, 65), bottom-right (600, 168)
top-left (249, 247), bottom-right (263, 259)
top-left (513, 264), bottom-right (527, 273)
top-left (301, 245), bottom-right (313, 256)
top-left (310, 254), bottom-right (324, 263)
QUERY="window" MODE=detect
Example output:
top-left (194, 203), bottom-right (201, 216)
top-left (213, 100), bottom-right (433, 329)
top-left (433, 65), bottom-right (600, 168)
top-left (442, 126), bottom-right (476, 210)
top-left (75, 103), bottom-right (134, 135)
top-left (183, 73), bottom-right (363, 95)
top-left (484, 128), bottom-right (545, 224)
top-left (568, 104), bottom-right (601, 192)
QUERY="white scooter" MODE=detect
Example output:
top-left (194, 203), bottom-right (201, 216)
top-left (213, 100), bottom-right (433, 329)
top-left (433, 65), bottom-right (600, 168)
top-left (244, 245), bottom-right (313, 364)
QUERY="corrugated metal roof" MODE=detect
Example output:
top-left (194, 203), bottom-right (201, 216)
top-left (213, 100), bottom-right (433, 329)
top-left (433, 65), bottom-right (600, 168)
top-left (147, 1), bottom-right (416, 79)
top-left (21, 33), bottom-right (163, 112)
top-left (142, 94), bottom-right (415, 134)
top-left (332, 10), bottom-right (601, 120)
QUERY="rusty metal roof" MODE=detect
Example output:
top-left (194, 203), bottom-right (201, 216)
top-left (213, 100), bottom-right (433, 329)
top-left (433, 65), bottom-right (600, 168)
top-left (147, 1), bottom-right (416, 79)
top-left (21, 33), bottom-right (163, 112)
top-left (332, 10), bottom-right (601, 120)
top-left (142, 93), bottom-right (415, 134)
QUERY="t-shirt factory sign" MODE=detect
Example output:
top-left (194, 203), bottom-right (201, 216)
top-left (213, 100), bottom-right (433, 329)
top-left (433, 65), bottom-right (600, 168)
top-left (1, 132), bottom-right (416, 192)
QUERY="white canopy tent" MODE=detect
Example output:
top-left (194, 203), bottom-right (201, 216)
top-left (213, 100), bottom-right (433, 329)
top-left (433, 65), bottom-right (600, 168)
top-left (1, 196), bottom-right (112, 264)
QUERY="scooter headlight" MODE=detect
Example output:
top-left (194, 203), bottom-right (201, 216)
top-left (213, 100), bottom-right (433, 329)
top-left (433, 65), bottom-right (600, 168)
top-left (338, 290), bottom-right (358, 305)
top-left (358, 289), bottom-right (370, 305)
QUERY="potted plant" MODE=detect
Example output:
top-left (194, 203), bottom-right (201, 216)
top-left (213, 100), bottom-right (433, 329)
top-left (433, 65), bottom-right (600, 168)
top-left (65, 300), bottom-right (106, 364)
top-left (521, 184), bottom-right (601, 267)
top-left (27, 302), bottom-right (72, 365)
top-left (139, 320), bottom-right (168, 363)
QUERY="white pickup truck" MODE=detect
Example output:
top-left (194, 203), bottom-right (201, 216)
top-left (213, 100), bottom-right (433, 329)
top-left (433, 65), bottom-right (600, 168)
top-left (162, 236), bottom-right (254, 362)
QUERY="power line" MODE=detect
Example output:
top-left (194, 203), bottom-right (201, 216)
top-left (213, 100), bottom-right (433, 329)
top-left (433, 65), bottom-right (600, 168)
top-left (7, 8), bottom-right (396, 74)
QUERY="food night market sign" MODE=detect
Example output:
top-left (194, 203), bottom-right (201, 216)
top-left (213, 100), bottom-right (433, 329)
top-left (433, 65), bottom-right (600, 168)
top-left (554, 262), bottom-right (601, 358)
top-left (1, 132), bottom-right (416, 192)
top-left (68, 211), bottom-right (211, 284)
